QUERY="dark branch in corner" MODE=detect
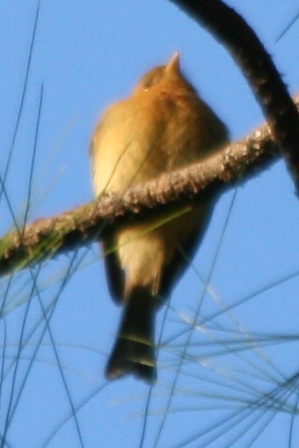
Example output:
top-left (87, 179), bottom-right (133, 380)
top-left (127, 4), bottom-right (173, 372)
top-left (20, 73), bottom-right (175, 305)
top-left (0, 113), bottom-right (284, 277)
top-left (169, 0), bottom-right (299, 190)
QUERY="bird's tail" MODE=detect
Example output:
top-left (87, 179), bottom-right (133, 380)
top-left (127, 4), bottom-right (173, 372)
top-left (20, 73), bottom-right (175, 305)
top-left (105, 287), bottom-right (157, 383)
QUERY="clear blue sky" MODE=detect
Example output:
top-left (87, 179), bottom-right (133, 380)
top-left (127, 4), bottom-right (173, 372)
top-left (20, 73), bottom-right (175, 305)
top-left (1, 1), bottom-right (299, 447)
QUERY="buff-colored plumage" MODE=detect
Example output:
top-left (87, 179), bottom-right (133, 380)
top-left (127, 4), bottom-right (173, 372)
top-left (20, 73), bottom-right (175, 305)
top-left (91, 54), bottom-right (229, 382)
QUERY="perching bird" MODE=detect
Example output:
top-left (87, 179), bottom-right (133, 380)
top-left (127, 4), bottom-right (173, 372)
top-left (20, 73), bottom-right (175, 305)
top-left (91, 53), bottom-right (229, 382)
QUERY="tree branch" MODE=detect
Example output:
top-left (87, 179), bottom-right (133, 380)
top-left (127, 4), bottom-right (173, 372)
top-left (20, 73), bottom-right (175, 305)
top-left (0, 108), bottom-right (287, 277)
top-left (169, 0), bottom-right (299, 190)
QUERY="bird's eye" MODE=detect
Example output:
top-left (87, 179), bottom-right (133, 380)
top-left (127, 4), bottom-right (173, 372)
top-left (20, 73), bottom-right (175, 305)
top-left (139, 67), bottom-right (165, 89)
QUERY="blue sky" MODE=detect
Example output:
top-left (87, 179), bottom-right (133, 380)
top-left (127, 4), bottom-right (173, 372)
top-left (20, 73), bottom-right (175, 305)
top-left (1, 1), bottom-right (299, 447)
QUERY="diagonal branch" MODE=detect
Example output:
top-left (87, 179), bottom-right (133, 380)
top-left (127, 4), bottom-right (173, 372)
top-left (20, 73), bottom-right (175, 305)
top-left (0, 108), bottom-right (287, 277)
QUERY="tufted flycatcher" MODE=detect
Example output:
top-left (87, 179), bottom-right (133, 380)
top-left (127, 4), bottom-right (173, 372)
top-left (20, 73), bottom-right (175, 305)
top-left (90, 53), bottom-right (229, 382)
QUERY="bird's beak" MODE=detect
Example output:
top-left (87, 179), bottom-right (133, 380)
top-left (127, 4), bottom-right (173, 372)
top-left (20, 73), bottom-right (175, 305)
top-left (166, 52), bottom-right (180, 74)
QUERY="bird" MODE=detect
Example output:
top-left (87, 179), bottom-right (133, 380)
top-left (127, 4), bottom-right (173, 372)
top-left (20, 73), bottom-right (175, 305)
top-left (90, 53), bottom-right (229, 383)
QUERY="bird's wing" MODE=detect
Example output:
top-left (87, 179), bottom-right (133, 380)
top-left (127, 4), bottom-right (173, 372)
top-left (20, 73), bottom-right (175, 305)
top-left (159, 203), bottom-right (212, 299)
top-left (101, 232), bottom-right (125, 303)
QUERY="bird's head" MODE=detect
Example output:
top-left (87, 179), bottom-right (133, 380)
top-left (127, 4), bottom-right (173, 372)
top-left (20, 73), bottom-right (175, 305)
top-left (133, 53), bottom-right (188, 94)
